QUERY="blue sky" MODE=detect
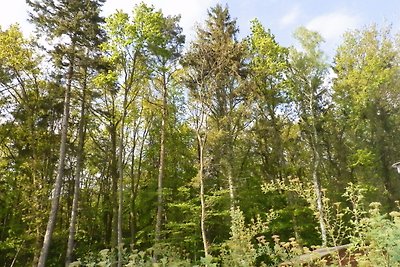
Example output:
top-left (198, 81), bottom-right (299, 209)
top-left (1, 0), bottom-right (400, 57)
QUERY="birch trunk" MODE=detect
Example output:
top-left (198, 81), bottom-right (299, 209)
top-left (197, 133), bottom-right (209, 256)
top-left (309, 89), bottom-right (327, 246)
top-left (155, 74), bottom-right (168, 243)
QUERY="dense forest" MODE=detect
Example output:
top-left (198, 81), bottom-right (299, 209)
top-left (2, 1), bottom-right (400, 266)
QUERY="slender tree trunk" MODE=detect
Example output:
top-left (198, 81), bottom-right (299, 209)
top-left (312, 148), bottom-right (327, 246)
top-left (130, 116), bottom-right (150, 245)
top-left (129, 140), bottom-right (137, 246)
top-left (155, 74), bottom-right (167, 244)
top-left (65, 73), bottom-right (87, 266)
top-left (110, 122), bottom-right (118, 263)
top-left (309, 92), bottom-right (327, 247)
top-left (31, 162), bottom-right (45, 267)
top-left (117, 139), bottom-right (124, 267)
top-left (32, 225), bottom-right (42, 267)
top-left (226, 123), bottom-right (235, 212)
top-left (227, 163), bottom-right (235, 212)
top-left (197, 132), bottom-right (209, 256)
top-left (117, 88), bottom-right (129, 267)
top-left (37, 57), bottom-right (74, 267)
top-left (104, 180), bottom-right (113, 246)
top-left (105, 106), bottom-right (119, 265)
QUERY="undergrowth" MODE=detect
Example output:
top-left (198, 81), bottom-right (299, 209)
top-left (71, 182), bottom-right (400, 266)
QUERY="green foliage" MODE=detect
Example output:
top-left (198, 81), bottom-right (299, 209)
top-left (4, 2), bottom-right (400, 266)
top-left (347, 203), bottom-right (400, 266)
top-left (76, 246), bottom-right (192, 267)
top-left (220, 207), bottom-right (276, 266)
top-left (333, 25), bottom-right (400, 206)
top-left (0, 24), bottom-right (38, 74)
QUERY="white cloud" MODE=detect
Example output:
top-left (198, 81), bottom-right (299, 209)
top-left (280, 6), bottom-right (300, 27)
top-left (306, 11), bottom-right (361, 41)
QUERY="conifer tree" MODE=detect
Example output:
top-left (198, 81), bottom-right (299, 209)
top-left (26, 0), bottom-right (105, 265)
top-left (182, 4), bottom-right (247, 248)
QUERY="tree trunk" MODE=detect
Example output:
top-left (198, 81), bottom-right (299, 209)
top-left (310, 91), bottom-right (327, 247)
top-left (312, 147), bottom-right (327, 246)
top-left (117, 86), bottom-right (129, 267)
top-left (110, 122), bottom-right (118, 264)
top-left (226, 122), bottom-right (235, 212)
top-left (37, 56), bottom-right (74, 267)
top-left (197, 132), bottom-right (209, 256)
top-left (155, 74), bottom-right (167, 244)
top-left (32, 225), bottom-right (42, 267)
top-left (117, 138), bottom-right (124, 267)
top-left (65, 71), bottom-right (87, 266)
top-left (129, 123), bottom-right (138, 246)
top-left (130, 115), bottom-right (150, 245)
top-left (227, 163), bottom-right (235, 212)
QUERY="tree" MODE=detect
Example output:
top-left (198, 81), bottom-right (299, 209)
top-left (182, 3), bottom-right (247, 251)
top-left (99, 4), bottom-right (184, 263)
top-left (246, 19), bottom-right (313, 244)
top-left (64, 66), bottom-right (87, 267)
top-left (99, 9), bottom-right (145, 265)
top-left (143, 8), bottom-right (185, 246)
top-left (247, 19), bottom-right (291, 180)
top-left (186, 80), bottom-right (210, 256)
top-left (289, 27), bottom-right (330, 246)
top-left (0, 24), bottom-right (60, 266)
top-left (65, 48), bottom-right (105, 265)
top-left (26, 0), bottom-right (105, 265)
top-left (333, 25), bottom-right (400, 207)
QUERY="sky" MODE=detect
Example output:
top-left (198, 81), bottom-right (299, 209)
top-left (1, 1), bottom-right (400, 58)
